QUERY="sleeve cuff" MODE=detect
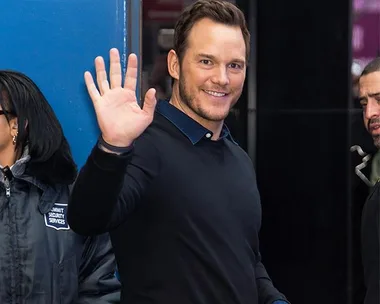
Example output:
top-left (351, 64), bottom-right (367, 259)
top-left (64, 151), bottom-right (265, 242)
top-left (91, 142), bottom-right (133, 172)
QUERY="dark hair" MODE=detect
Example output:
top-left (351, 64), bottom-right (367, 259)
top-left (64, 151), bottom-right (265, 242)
top-left (174, 0), bottom-right (250, 64)
top-left (360, 57), bottom-right (380, 78)
top-left (0, 70), bottom-right (77, 185)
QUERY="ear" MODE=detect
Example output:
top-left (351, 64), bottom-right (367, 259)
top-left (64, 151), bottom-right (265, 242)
top-left (9, 117), bottom-right (18, 137)
top-left (167, 49), bottom-right (180, 81)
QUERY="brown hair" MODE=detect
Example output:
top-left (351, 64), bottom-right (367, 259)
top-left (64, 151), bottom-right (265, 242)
top-left (360, 57), bottom-right (380, 78)
top-left (173, 0), bottom-right (250, 64)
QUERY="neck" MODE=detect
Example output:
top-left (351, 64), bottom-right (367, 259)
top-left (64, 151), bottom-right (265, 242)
top-left (0, 146), bottom-right (17, 168)
top-left (169, 88), bottom-right (224, 140)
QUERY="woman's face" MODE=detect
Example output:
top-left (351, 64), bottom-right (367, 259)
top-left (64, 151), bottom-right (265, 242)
top-left (0, 105), bottom-right (18, 162)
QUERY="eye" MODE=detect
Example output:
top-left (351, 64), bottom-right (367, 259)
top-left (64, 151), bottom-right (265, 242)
top-left (200, 59), bottom-right (212, 65)
top-left (229, 63), bottom-right (242, 69)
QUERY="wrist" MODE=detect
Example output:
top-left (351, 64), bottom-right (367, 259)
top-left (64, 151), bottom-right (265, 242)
top-left (98, 136), bottom-right (133, 155)
top-left (101, 134), bottom-right (134, 148)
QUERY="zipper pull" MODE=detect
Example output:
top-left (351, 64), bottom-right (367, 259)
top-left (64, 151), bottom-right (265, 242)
top-left (4, 177), bottom-right (10, 197)
top-left (2, 166), bottom-right (12, 198)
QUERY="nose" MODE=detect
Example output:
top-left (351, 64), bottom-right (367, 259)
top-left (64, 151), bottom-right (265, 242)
top-left (364, 99), bottom-right (380, 121)
top-left (211, 66), bottom-right (230, 86)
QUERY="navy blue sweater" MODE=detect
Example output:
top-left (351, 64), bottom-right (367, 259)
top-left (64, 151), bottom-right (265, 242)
top-left (68, 100), bottom-right (289, 304)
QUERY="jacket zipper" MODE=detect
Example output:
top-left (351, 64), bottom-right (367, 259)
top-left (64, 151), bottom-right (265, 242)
top-left (3, 174), bottom-right (15, 301)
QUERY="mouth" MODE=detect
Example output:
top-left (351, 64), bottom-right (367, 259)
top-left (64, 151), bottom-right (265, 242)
top-left (203, 90), bottom-right (229, 97)
top-left (369, 123), bottom-right (380, 134)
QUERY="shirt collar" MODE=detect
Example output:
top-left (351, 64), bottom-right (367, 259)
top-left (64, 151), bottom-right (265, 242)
top-left (156, 99), bottom-right (238, 145)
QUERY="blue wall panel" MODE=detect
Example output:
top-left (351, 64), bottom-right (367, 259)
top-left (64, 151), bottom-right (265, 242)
top-left (0, 0), bottom-right (128, 167)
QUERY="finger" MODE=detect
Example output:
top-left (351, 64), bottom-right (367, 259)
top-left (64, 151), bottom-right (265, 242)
top-left (95, 56), bottom-right (110, 95)
top-left (109, 48), bottom-right (122, 89)
top-left (84, 71), bottom-right (101, 105)
top-left (123, 53), bottom-right (138, 92)
top-left (142, 88), bottom-right (157, 117)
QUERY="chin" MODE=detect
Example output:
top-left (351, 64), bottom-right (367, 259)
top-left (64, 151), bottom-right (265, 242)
top-left (192, 98), bottom-right (236, 122)
top-left (373, 136), bottom-right (380, 149)
top-left (201, 108), bottom-right (230, 122)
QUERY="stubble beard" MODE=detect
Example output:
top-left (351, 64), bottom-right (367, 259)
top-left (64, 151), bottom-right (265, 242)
top-left (178, 75), bottom-right (235, 122)
top-left (373, 135), bottom-right (380, 149)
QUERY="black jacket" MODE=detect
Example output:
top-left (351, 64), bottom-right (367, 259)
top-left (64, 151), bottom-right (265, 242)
top-left (350, 112), bottom-right (380, 304)
top-left (361, 181), bottom-right (380, 304)
top-left (0, 155), bottom-right (121, 303)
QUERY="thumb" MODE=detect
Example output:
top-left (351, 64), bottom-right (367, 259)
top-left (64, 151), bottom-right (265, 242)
top-left (142, 88), bottom-right (157, 117)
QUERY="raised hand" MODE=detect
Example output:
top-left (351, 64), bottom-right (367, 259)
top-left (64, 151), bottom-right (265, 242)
top-left (84, 48), bottom-right (156, 147)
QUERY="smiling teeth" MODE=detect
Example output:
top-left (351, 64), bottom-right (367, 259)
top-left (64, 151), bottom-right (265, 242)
top-left (205, 90), bottom-right (226, 97)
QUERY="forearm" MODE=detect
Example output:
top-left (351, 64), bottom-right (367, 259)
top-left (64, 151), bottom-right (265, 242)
top-left (68, 144), bottom-right (132, 235)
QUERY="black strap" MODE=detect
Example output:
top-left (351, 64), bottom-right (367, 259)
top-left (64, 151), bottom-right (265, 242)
top-left (98, 135), bottom-right (133, 154)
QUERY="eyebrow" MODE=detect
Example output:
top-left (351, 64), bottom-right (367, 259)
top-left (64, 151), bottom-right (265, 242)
top-left (196, 53), bottom-right (246, 65)
top-left (358, 92), bottom-right (380, 102)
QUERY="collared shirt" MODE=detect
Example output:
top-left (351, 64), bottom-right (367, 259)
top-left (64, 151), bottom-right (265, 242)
top-left (155, 99), bottom-right (237, 145)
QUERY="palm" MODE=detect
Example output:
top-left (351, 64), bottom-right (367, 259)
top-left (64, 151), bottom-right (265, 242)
top-left (84, 48), bottom-right (156, 147)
